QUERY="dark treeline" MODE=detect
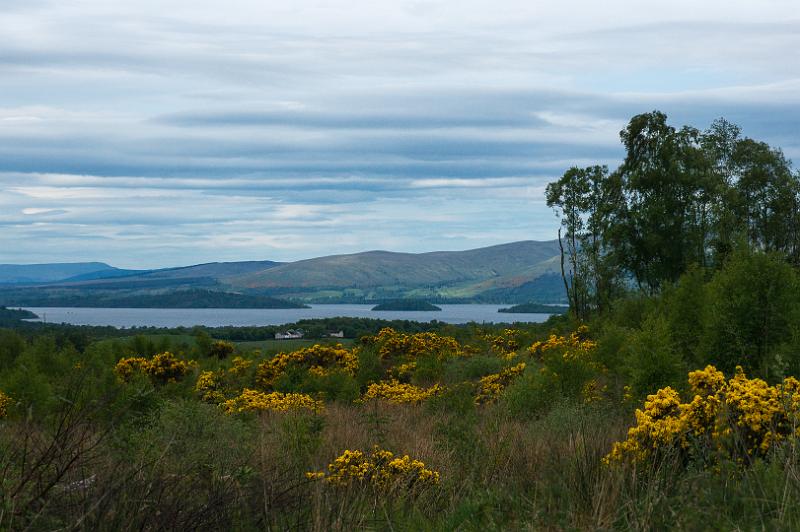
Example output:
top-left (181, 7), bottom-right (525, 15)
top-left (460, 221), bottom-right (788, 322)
top-left (548, 110), bottom-right (800, 380)
top-left (0, 315), bottom-right (543, 350)
top-left (0, 287), bottom-right (307, 309)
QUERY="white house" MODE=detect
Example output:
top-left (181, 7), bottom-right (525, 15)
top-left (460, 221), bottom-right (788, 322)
top-left (275, 329), bottom-right (304, 340)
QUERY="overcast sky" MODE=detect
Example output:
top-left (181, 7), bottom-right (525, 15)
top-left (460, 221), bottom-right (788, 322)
top-left (1, 0), bottom-right (798, 267)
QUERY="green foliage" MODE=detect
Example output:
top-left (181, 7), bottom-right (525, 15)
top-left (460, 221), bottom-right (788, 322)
top-left (273, 367), bottom-right (360, 403)
top-left (278, 412), bottom-right (325, 469)
top-left (0, 329), bottom-right (25, 369)
top-left (622, 314), bottom-right (687, 397)
top-left (412, 353), bottom-right (446, 385)
top-left (355, 345), bottom-right (383, 387)
top-left (193, 327), bottom-right (213, 357)
top-left (702, 250), bottom-right (800, 377)
top-left (444, 355), bottom-right (504, 384)
top-left (662, 265), bottom-right (708, 366)
top-left (501, 369), bottom-right (560, 420)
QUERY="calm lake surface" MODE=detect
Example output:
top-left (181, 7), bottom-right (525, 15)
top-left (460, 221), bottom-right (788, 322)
top-left (21, 305), bottom-right (553, 328)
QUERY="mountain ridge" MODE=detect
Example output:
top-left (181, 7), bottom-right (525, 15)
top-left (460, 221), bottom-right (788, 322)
top-left (0, 240), bottom-right (566, 304)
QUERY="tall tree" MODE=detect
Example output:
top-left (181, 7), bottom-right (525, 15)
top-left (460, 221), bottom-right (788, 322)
top-left (546, 165), bottom-right (613, 319)
top-left (731, 139), bottom-right (799, 262)
top-left (610, 111), bottom-right (717, 292)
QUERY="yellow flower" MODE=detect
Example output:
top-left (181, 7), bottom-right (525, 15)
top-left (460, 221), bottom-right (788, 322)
top-left (362, 380), bottom-right (442, 404)
top-left (228, 356), bottom-right (253, 376)
top-left (606, 365), bottom-right (797, 466)
top-left (146, 352), bottom-right (194, 384)
top-left (255, 344), bottom-right (358, 388)
top-left (222, 388), bottom-right (324, 414)
top-left (582, 379), bottom-right (607, 404)
top-left (365, 328), bottom-right (465, 362)
top-left (115, 352), bottom-right (194, 384)
top-left (483, 328), bottom-right (522, 358)
top-left (475, 362), bottom-right (526, 404)
top-left (688, 365), bottom-right (726, 397)
top-left (308, 446), bottom-right (440, 489)
top-left (528, 326), bottom-right (598, 368)
top-left (195, 370), bottom-right (226, 403)
top-left (114, 356), bottom-right (149, 382)
top-left (0, 390), bottom-right (12, 418)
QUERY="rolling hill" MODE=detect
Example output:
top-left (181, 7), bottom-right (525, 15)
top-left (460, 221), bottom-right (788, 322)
top-left (0, 241), bottom-right (566, 305)
top-left (227, 240), bottom-right (564, 302)
top-left (0, 262), bottom-right (126, 284)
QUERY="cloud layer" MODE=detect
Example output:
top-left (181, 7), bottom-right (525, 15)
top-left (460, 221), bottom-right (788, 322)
top-left (1, 0), bottom-right (798, 267)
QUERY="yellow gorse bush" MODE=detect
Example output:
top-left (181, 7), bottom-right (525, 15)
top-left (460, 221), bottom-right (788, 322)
top-left (529, 325), bottom-right (596, 359)
top-left (114, 352), bottom-right (194, 384)
top-left (113, 356), bottom-right (149, 382)
top-left (475, 362), bottom-right (526, 404)
top-left (195, 370), bottom-right (226, 403)
top-left (228, 356), bottom-right (253, 376)
top-left (483, 328), bottom-right (522, 358)
top-left (362, 380), bottom-right (442, 404)
top-left (606, 365), bottom-right (800, 466)
top-left (386, 361), bottom-right (417, 381)
top-left (255, 344), bottom-right (358, 388)
top-left (307, 446), bottom-right (440, 489)
top-left (223, 388), bottom-right (324, 414)
top-left (366, 328), bottom-right (465, 361)
top-left (0, 390), bottom-right (12, 418)
top-left (148, 352), bottom-right (195, 384)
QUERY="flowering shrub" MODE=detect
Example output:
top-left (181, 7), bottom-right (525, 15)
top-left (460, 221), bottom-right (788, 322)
top-left (0, 390), bottom-right (12, 418)
top-left (114, 352), bottom-right (194, 384)
top-left (228, 356), bottom-right (253, 376)
top-left (195, 370), bottom-right (226, 403)
top-left (307, 446), bottom-right (440, 489)
top-left (255, 344), bottom-right (358, 388)
top-left (147, 352), bottom-right (194, 384)
top-left (529, 325), bottom-right (597, 362)
top-left (526, 326), bottom-right (604, 401)
top-left (114, 356), bottom-right (150, 382)
top-left (475, 362), bottom-right (526, 404)
top-left (365, 328), bottom-right (464, 362)
top-left (362, 380), bottom-right (442, 404)
top-left (223, 388), bottom-right (324, 413)
top-left (483, 328), bottom-right (522, 359)
top-left (209, 340), bottom-right (235, 359)
top-left (605, 365), bottom-right (800, 466)
top-left (581, 379), bottom-right (607, 404)
top-left (386, 361), bottom-right (417, 381)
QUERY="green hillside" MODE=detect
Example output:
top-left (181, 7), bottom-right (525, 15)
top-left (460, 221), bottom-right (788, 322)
top-left (0, 241), bottom-right (565, 305)
top-left (227, 240), bottom-right (564, 302)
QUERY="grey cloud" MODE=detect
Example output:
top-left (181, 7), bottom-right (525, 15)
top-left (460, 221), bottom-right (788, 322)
top-left (0, 1), bottom-right (798, 265)
top-left (154, 109), bottom-right (547, 130)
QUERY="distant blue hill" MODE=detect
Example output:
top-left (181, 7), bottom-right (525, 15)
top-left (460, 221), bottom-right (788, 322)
top-left (0, 262), bottom-right (122, 284)
top-left (61, 268), bottom-right (151, 282)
